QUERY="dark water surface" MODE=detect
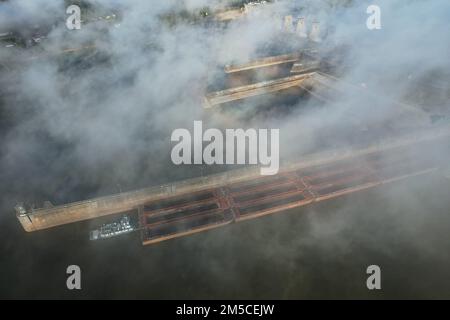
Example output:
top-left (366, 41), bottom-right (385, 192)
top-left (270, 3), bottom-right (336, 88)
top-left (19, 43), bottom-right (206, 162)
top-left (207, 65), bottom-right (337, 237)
top-left (1, 173), bottom-right (450, 299)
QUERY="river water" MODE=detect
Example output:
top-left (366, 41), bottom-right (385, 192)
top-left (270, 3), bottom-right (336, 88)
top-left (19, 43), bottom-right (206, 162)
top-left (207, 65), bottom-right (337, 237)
top-left (1, 172), bottom-right (450, 299)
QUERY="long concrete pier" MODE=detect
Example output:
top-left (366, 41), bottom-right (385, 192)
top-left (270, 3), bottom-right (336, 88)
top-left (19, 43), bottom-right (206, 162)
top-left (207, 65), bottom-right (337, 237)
top-left (16, 126), bottom-right (450, 233)
top-left (203, 72), bottom-right (315, 108)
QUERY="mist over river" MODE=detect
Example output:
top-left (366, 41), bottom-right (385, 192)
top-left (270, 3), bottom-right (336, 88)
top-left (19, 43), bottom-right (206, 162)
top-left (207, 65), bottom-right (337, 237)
top-left (1, 0), bottom-right (450, 299)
